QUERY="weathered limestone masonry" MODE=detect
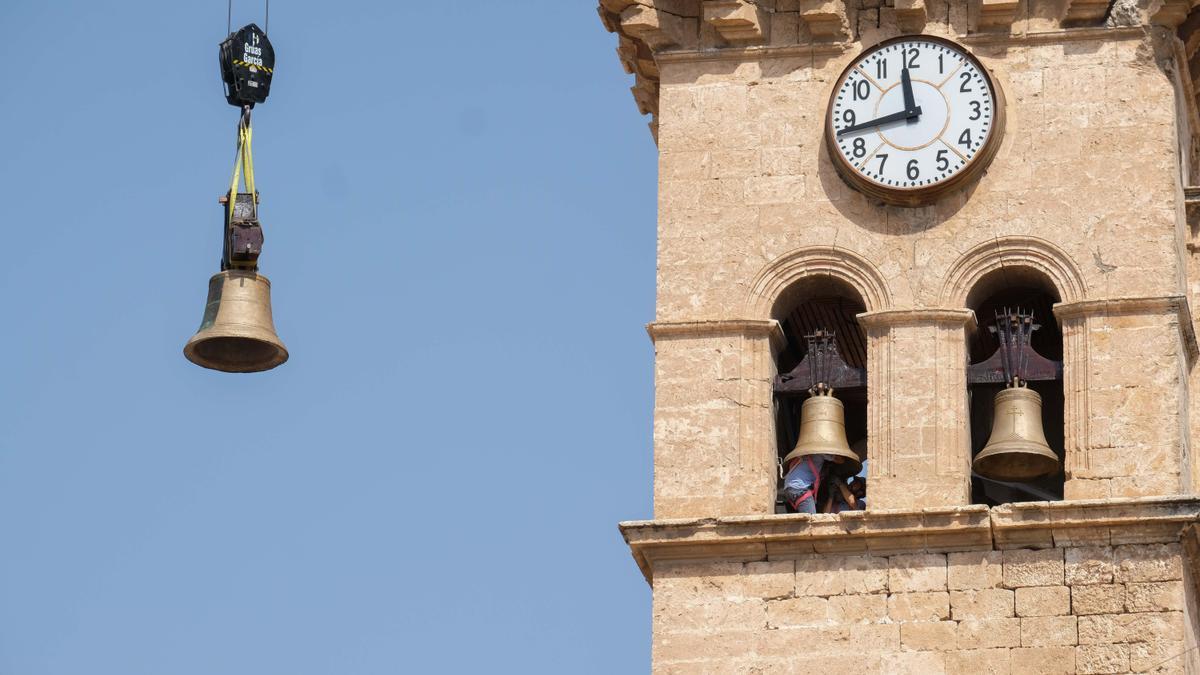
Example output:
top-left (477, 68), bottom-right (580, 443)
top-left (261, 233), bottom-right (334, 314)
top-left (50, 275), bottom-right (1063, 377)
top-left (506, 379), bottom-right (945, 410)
top-left (599, 0), bottom-right (1200, 672)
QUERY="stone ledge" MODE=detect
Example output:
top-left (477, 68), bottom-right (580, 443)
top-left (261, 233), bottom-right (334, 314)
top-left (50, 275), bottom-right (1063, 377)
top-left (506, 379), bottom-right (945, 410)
top-left (646, 319), bottom-right (784, 347)
top-left (1053, 295), bottom-right (1199, 364)
top-left (620, 496), bottom-right (1200, 583)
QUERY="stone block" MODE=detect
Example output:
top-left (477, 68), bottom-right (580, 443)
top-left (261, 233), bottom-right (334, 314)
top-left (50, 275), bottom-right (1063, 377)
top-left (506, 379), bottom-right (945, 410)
top-left (956, 618), bottom-right (1021, 649)
top-left (1021, 615), bottom-right (1079, 647)
top-left (1113, 543), bottom-right (1183, 583)
top-left (1076, 644), bottom-right (1130, 674)
top-left (946, 648), bottom-right (1012, 675)
top-left (1017, 586), bottom-right (1071, 617)
top-left (1004, 548), bottom-right (1065, 587)
top-left (1071, 584), bottom-right (1125, 616)
top-left (950, 588), bottom-right (1016, 620)
top-left (742, 560), bottom-right (796, 599)
top-left (888, 591), bottom-right (951, 622)
top-left (849, 622), bottom-right (900, 650)
top-left (889, 553), bottom-right (948, 593)
top-left (765, 596), bottom-right (831, 627)
top-left (828, 593), bottom-right (887, 623)
top-left (1066, 547), bottom-right (1115, 585)
top-left (900, 620), bottom-right (957, 651)
top-left (948, 551), bottom-right (1004, 590)
top-left (1077, 611), bottom-right (1184, 644)
top-left (889, 651), bottom-right (947, 674)
top-left (653, 597), bottom-right (767, 633)
top-left (1010, 647), bottom-right (1076, 674)
top-left (795, 554), bottom-right (887, 597)
top-left (1129, 640), bottom-right (1187, 673)
top-left (1124, 581), bottom-right (1184, 613)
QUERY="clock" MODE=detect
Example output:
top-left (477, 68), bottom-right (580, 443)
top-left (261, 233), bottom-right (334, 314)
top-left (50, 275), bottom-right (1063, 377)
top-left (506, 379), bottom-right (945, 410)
top-left (825, 35), bottom-right (1005, 206)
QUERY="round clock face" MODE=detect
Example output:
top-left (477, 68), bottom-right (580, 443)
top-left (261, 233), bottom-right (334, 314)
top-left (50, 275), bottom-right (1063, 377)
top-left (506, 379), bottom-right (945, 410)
top-left (826, 36), bottom-right (1003, 205)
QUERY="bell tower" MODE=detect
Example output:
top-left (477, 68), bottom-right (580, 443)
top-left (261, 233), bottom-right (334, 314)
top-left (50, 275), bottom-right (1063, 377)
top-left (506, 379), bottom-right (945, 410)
top-left (601, 0), bottom-right (1200, 671)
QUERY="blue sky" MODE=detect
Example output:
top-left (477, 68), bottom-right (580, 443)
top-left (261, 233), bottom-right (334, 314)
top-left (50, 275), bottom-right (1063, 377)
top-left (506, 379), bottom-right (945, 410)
top-left (0, 2), bottom-right (656, 672)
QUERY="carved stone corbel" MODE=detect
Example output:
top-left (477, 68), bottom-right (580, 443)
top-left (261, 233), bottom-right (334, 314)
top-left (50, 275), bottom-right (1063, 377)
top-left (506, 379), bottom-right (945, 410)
top-left (1059, 0), bottom-right (1111, 25)
top-left (621, 3), bottom-right (697, 50)
top-left (1153, 0), bottom-right (1196, 28)
top-left (799, 0), bottom-right (850, 40)
top-left (631, 73), bottom-right (659, 116)
top-left (974, 0), bottom-right (1020, 32)
top-left (894, 0), bottom-right (928, 33)
top-left (704, 0), bottom-right (769, 44)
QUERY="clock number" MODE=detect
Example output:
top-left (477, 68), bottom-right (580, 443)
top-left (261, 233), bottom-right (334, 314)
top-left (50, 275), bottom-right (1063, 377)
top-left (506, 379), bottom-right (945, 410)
top-left (969, 101), bottom-right (981, 121)
top-left (959, 71), bottom-right (973, 93)
top-left (906, 159), bottom-right (920, 180)
top-left (938, 53), bottom-right (944, 74)
top-left (852, 137), bottom-right (866, 158)
top-left (876, 59), bottom-right (887, 80)
top-left (876, 153), bottom-right (889, 172)
top-left (958, 128), bottom-right (973, 147)
top-left (937, 149), bottom-right (949, 172)
top-left (842, 109), bottom-right (856, 128)
top-left (906, 47), bottom-right (919, 68)
top-left (853, 79), bottom-right (870, 101)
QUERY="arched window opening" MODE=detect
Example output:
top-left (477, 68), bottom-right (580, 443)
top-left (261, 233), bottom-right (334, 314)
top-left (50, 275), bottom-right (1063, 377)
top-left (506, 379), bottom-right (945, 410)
top-left (771, 277), bottom-right (868, 514)
top-left (966, 268), bottom-right (1065, 506)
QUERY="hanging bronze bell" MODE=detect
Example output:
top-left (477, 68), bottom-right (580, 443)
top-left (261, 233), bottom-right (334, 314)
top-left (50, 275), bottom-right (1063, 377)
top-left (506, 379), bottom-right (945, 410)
top-left (783, 392), bottom-right (862, 478)
top-left (972, 385), bottom-right (1059, 480)
top-left (184, 270), bottom-right (288, 372)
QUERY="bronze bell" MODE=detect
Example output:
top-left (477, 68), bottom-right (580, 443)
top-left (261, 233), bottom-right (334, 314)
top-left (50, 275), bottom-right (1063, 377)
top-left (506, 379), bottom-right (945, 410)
top-left (973, 385), bottom-right (1060, 480)
top-left (183, 270), bottom-right (288, 372)
top-left (783, 391), bottom-right (862, 478)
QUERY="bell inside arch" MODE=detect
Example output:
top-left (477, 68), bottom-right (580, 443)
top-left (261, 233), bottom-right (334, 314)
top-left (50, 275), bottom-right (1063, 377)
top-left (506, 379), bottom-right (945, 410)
top-left (972, 385), bottom-right (1059, 480)
top-left (783, 391), bottom-right (862, 479)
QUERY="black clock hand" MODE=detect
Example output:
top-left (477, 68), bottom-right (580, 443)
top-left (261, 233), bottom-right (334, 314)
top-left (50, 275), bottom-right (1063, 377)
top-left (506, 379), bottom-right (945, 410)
top-left (836, 106), bottom-right (922, 136)
top-left (901, 68), bottom-right (916, 114)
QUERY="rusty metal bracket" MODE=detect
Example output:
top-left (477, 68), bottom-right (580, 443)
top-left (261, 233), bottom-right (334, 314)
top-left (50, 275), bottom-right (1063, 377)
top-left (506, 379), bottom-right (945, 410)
top-left (220, 191), bottom-right (263, 271)
top-left (967, 309), bottom-right (1062, 384)
top-left (774, 329), bottom-right (866, 395)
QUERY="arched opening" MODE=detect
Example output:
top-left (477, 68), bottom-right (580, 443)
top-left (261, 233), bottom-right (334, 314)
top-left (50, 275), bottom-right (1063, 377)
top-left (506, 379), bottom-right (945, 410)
top-left (967, 267), bottom-right (1066, 505)
top-left (771, 276), bottom-right (868, 513)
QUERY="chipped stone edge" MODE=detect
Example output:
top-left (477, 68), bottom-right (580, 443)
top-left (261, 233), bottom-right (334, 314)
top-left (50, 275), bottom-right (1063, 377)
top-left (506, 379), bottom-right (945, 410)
top-left (619, 496), bottom-right (1200, 584)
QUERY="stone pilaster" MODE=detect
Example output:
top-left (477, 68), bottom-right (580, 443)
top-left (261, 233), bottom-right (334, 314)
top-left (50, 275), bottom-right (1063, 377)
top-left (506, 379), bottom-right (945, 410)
top-left (858, 309), bottom-right (975, 511)
top-left (1055, 296), bottom-right (1198, 500)
top-left (647, 319), bottom-right (783, 518)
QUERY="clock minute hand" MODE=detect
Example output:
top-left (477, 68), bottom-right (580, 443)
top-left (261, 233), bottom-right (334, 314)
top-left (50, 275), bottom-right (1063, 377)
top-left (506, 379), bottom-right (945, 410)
top-left (836, 106), bottom-right (922, 136)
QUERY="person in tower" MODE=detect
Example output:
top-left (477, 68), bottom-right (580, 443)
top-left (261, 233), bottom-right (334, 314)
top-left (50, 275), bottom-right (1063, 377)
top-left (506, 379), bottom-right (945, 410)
top-left (824, 476), bottom-right (859, 513)
top-left (782, 453), bottom-right (845, 514)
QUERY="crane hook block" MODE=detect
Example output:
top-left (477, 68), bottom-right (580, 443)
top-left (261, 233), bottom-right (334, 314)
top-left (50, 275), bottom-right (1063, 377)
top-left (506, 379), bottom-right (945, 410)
top-left (219, 24), bottom-right (274, 108)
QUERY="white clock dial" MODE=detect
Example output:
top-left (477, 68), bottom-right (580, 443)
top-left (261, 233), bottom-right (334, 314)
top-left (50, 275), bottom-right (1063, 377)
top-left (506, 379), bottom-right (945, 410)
top-left (828, 37), bottom-right (998, 196)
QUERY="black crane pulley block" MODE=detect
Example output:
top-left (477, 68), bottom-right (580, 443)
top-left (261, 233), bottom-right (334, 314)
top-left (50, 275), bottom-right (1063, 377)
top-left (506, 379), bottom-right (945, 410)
top-left (219, 24), bottom-right (274, 108)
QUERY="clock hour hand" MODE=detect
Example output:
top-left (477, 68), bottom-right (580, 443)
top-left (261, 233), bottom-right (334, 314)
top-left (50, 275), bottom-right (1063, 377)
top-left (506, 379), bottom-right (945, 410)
top-left (836, 106), bottom-right (922, 136)
top-left (901, 67), bottom-right (917, 114)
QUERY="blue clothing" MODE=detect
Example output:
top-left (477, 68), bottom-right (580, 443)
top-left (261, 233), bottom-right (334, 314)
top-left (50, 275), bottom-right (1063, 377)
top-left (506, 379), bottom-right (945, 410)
top-left (784, 454), bottom-right (831, 492)
top-left (782, 454), bottom-right (833, 512)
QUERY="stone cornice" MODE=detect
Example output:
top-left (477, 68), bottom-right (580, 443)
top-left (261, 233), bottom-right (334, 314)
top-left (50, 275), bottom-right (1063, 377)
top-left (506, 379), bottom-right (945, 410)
top-left (1054, 295), bottom-right (1199, 363)
top-left (598, 1), bottom-right (1172, 140)
top-left (620, 496), bottom-right (1200, 583)
top-left (856, 308), bottom-right (976, 329)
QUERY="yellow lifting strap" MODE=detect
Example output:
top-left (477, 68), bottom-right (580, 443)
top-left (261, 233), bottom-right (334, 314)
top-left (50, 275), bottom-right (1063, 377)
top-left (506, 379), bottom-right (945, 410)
top-left (227, 114), bottom-right (257, 228)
